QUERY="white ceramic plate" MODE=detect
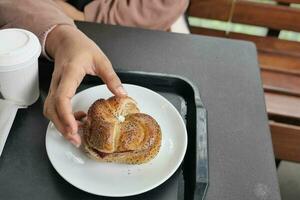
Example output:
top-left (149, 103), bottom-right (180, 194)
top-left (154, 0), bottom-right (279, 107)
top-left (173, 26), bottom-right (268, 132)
top-left (45, 84), bottom-right (187, 197)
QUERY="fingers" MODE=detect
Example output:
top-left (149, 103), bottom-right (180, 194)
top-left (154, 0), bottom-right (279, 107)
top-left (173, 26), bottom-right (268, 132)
top-left (44, 96), bottom-right (81, 147)
top-left (44, 64), bottom-right (85, 147)
top-left (56, 67), bottom-right (84, 131)
top-left (74, 111), bottom-right (86, 120)
top-left (94, 55), bottom-right (127, 97)
top-left (55, 66), bottom-right (85, 144)
top-left (49, 68), bottom-right (61, 94)
top-left (74, 111), bottom-right (87, 135)
top-left (44, 42), bottom-right (125, 148)
top-left (44, 98), bottom-right (65, 135)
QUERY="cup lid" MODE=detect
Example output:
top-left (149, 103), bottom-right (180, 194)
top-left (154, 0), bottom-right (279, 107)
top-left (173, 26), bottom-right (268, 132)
top-left (0, 29), bottom-right (41, 71)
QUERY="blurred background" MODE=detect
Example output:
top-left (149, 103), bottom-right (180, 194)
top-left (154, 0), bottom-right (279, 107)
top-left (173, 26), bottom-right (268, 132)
top-left (185, 0), bottom-right (300, 199)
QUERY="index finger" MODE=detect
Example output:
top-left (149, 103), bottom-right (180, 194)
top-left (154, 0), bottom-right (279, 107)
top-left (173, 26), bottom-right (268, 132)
top-left (94, 55), bottom-right (127, 96)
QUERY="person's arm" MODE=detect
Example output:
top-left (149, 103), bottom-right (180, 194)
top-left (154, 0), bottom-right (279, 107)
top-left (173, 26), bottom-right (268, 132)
top-left (0, 0), bottom-right (126, 146)
top-left (44, 25), bottom-right (126, 147)
top-left (54, 0), bottom-right (85, 21)
top-left (83, 0), bottom-right (189, 30)
top-left (0, 0), bottom-right (75, 57)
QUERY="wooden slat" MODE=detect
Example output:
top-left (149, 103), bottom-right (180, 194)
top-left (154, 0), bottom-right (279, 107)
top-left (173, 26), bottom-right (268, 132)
top-left (190, 26), bottom-right (300, 57)
top-left (190, 27), bottom-right (226, 37)
top-left (275, 0), bottom-right (300, 3)
top-left (233, 0), bottom-right (300, 32)
top-left (229, 32), bottom-right (300, 57)
top-left (261, 69), bottom-right (300, 96)
top-left (188, 0), bottom-right (232, 21)
top-left (258, 51), bottom-right (300, 74)
top-left (270, 121), bottom-right (300, 162)
top-left (265, 92), bottom-right (300, 119)
top-left (188, 0), bottom-right (300, 31)
top-left (189, 27), bottom-right (300, 72)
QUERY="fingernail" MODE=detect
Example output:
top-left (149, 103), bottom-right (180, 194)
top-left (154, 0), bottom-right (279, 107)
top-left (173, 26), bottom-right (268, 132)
top-left (67, 127), bottom-right (78, 136)
top-left (70, 139), bottom-right (80, 148)
top-left (66, 126), bottom-right (74, 134)
top-left (116, 86), bottom-right (127, 96)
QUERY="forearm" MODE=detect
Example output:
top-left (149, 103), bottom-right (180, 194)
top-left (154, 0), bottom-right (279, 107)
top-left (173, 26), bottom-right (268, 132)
top-left (84, 0), bottom-right (189, 30)
top-left (0, 0), bottom-right (75, 57)
top-left (54, 0), bottom-right (85, 21)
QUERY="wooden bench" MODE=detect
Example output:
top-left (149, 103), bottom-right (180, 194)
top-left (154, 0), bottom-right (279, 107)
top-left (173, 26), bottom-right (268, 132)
top-left (187, 0), bottom-right (300, 162)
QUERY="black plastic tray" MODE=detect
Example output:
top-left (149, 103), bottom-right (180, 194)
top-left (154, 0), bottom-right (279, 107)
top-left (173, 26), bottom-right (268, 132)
top-left (0, 66), bottom-right (208, 200)
top-left (80, 71), bottom-right (209, 200)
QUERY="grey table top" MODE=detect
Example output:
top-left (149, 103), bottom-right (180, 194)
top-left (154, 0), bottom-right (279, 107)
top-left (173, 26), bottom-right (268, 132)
top-left (0, 21), bottom-right (281, 200)
top-left (76, 22), bottom-right (281, 200)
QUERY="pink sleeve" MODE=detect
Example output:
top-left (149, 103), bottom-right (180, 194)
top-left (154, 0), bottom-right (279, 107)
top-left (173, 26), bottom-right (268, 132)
top-left (0, 0), bottom-right (76, 58)
top-left (84, 0), bottom-right (189, 31)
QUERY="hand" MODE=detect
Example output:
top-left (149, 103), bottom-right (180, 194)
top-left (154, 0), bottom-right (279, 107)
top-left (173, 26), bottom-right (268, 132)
top-left (44, 25), bottom-right (127, 147)
top-left (54, 0), bottom-right (85, 21)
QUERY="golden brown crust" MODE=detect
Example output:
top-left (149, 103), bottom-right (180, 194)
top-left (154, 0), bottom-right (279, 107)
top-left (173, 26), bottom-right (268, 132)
top-left (82, 96), bottom-right (161, 164)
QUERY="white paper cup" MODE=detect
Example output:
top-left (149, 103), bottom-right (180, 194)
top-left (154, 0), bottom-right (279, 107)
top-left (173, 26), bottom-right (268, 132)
top-left (0, 29), bottom-right (41, 106)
